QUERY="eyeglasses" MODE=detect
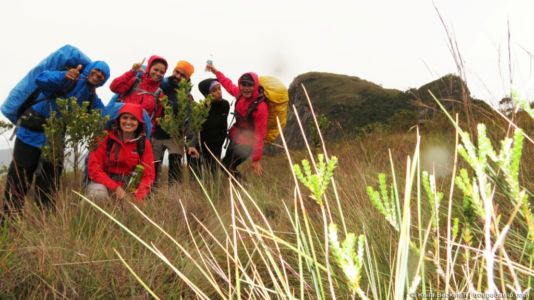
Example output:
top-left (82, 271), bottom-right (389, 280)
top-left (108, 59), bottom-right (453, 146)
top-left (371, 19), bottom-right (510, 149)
top-left (239, 81), bottom-right (254, 87)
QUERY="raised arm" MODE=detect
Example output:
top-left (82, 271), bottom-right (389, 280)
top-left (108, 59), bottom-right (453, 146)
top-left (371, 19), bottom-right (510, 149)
top-left (109, 70), bottom-right (138, 96)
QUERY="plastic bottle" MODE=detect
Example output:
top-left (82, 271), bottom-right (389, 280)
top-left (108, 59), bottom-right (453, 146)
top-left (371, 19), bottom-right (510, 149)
top-left (205, 54), bottom-right (214, 71)
top-left (126, 164), bottom-right (144, 192)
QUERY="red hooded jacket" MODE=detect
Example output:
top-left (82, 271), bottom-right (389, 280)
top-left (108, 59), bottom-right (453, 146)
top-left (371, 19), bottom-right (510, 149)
top-left (215, 71), bottom-right (268, 162)
top-left (110, 55), bottom-right (168, 130)
top-left (88, 104), bottom-right (155, 201)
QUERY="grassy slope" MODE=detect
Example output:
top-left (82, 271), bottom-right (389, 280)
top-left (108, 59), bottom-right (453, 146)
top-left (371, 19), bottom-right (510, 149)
top-left (1, 118), bottom-right (532, 298)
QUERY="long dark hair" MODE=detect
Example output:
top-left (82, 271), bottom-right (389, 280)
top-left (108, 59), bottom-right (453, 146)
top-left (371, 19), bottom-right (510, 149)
top-left (115, 114), bottom-right (144, 137)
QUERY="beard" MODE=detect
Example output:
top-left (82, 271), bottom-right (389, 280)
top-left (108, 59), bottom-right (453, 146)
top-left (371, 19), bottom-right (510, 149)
top-left (168, 76), bottom-right (180, 86)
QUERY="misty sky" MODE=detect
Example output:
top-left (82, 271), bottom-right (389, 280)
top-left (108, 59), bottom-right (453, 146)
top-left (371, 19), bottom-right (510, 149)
top-left (0, 0), bottom-right (533, 149)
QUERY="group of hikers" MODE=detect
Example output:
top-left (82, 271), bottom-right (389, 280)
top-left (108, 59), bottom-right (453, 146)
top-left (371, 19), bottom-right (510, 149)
top-left (1, 46), bottom-right (276, 221)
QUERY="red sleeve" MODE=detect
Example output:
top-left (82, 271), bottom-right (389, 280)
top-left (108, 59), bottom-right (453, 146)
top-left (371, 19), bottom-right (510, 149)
top-left (88, 136), bottom-right (122, 191)
top-left (215, 71), bottom-right (240, 97)
top-left (251, 101), bottom-right (268, 161)
top-left (134, 138), bottom-right (155, 201)
top-left (110, 70), bottom-right (137, 96)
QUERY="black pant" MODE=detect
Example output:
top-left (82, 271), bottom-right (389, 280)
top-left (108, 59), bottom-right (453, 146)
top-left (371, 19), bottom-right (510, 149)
top-left (202, 141), bottom-right (224, 173)
top-left (222, 141), bottom-right (252, 180)
top-left (189, 141), bottom-right (224, 178)
top-left (168, 154), bottom-right (183, 184)
top-left (2, 138), bottom-right (63, 218)
top-left (154, 153), bottom-right (183, 185)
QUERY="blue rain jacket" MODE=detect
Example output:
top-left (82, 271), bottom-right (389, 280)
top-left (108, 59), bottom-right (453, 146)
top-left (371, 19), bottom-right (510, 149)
top-left (17, 60), bottom-right (110, 148)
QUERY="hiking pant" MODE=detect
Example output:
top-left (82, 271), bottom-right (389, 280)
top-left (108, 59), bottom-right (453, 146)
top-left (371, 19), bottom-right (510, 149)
top-left (222, 141), bottom-right (252, 181)
top-left (202, 141), bottom-right (224, 172)
top-left (2, 138), bottom-right (62, 218)
top-left (35, 158), bottom-right (63, 209)
top-left (191, 141), bottom-right (224, 177)
top-left (85, 182), bottom-right (110, 203)
top-left (152, 138), bottom-right (184, 185)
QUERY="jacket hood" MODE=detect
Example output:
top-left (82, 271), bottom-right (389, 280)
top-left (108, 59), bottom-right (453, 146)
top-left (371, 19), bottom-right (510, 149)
top-left (118, 103), bottom-right (144, 124)
top-left (239, 72), bottom-right (260, 99)
top-left (143, 55), bottom-right (168, 81)
top-left (198, 78), bottom-right (218, 97)
top-left (83, 60), bottom-right (110, 87)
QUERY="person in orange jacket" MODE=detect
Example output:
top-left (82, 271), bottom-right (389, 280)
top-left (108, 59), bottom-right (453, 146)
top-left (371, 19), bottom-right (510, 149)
top-left (86, 103), bottom-right (155, 203)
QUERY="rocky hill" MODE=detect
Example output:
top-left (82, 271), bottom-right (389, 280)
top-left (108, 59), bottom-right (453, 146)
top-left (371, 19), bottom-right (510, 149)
top-left (271, 72), bottom-right (495, 151)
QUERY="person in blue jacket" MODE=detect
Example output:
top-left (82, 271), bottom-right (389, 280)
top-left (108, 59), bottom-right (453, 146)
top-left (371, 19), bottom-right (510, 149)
top-left (2, 60), bottom-right (110, 218)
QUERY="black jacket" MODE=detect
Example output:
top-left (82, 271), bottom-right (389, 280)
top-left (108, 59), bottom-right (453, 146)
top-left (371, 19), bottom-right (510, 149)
top-left (200, 99), bottom-right (230, 154)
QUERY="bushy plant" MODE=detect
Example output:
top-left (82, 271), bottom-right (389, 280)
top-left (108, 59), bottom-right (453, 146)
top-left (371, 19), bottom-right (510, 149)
top-left (157, 79), bottom-right (210, 149)
top-left (2, 86), bottom-right (532, 299)
top-left (43, 97), bottom-right (108, 184)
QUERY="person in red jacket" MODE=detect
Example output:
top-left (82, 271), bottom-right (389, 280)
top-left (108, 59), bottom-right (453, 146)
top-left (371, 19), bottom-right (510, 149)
top-left (109, 55), bottom-right (168, 131)
top-left (206, 64), bottom-right (267, 179)
top-left (86, 103), bottom-right (155, 203)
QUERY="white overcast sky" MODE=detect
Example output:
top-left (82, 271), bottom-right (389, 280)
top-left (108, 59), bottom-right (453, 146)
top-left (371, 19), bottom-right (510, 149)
top-left (0, 0), bottom-right (533, 149)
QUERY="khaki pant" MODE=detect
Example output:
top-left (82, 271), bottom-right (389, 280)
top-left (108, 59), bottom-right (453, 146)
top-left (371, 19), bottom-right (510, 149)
top-left (151, 138), bottom-right (185, 184)
top-left (85, 182), bottom-right (110, 203)
top-left (151, 138), bottom-right (184, 162)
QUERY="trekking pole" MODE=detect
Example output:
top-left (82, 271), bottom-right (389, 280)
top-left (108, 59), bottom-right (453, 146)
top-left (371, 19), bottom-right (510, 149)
top-left (223, 99), bottom-right (236, 150)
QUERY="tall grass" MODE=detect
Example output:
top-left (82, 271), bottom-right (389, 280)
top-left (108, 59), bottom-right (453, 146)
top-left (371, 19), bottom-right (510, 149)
top-left (1, 88), bottom-right (533, 298)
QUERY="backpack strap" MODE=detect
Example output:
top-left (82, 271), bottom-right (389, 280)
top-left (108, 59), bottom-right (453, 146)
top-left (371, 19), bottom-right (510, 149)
top-left (105, 137), bottom-right (118, 162)
top-left (136, 136), bottom-right (146, 159)
top-left (105, 135), bottom-right (145, 163)
top-left (84, 91), bottom-right (97, 113)
top-left (16, 89), bottom-right (45, 120)
top-left (241, 86), bottom-right (266, 124)
top-left (118, 75), bottom-right (143, 102)
top-left (246, 97), bottom-right (265, 123)
top-left (122, 75), bottom-right (162, 122)
top-left (149, 88), bottom-right (163, 120)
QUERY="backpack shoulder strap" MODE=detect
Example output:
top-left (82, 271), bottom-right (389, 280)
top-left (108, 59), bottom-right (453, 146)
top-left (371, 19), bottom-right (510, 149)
top-left (150, 88), bottom-right (163, 120)
top-left (246, 93), bottom-right (266, 122)
top-left (155, 88), bottom-right (162, 99)
top-left (106, 135), bottom-right (145, 164)
top-left (136, 136), bottom-right (145, 159)
top-left (105, 136), bottom-right (117, 160)
top-left (17, 89), bottom-right (44, 119)
top-left (85, 91), bottom-right (97, 112)
top-left (119, 75), bottom-right (142, 101)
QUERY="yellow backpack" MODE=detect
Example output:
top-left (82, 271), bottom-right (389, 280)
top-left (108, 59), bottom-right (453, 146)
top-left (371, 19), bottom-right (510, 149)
top-left (258, 76), bottom-right (289, 143)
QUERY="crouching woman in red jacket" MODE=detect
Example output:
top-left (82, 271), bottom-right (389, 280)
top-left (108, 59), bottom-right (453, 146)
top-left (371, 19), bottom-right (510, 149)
top-left (86, 103), bottom-right (155, 203)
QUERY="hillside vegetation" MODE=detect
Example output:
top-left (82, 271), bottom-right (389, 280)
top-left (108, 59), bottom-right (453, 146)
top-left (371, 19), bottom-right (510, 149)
top-left (281, 72), bottom-right (497, 150)
top-left (0, 72), bottom-right (533, 298)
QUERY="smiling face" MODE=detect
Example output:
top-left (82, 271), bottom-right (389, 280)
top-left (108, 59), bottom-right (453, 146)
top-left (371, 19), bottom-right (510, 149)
top-left (239, 80), bottom-right (254, 98)
top-left (170, 68), bottom-right (188, 85)
top-left (87, 69), bottom-right (106, 86)
top-left (210, 84), bottom-right (222, 101)
top-left (119, 113), bottom-right (139, 134)
top-left (149, 62), bottom-right (167, 82)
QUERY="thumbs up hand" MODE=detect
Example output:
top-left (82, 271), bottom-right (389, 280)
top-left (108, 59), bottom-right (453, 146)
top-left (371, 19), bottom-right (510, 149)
top-left (132, 57), bottom-right (146, 72)
top-left (65, 64), bottom-right (83, 81)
